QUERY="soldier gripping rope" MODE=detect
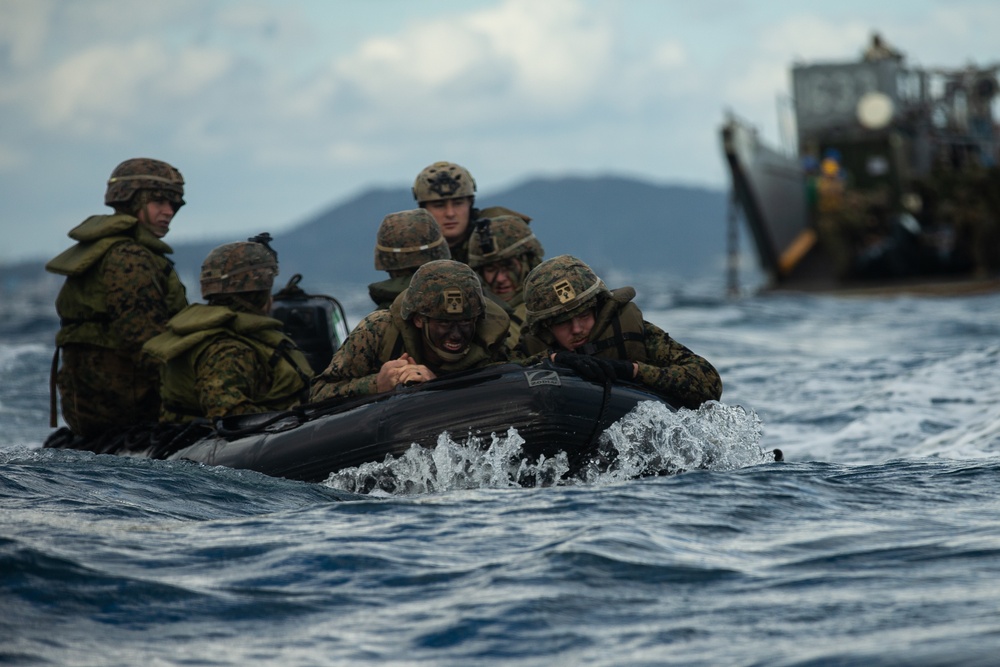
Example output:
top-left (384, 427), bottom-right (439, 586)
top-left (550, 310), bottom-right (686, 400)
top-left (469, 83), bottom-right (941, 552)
top-left (311, 260), bottom-right (510, 401)
top-left (45, 158), bottom-right (188, 437)
top-left (515, 255), bottom-right (722, 410)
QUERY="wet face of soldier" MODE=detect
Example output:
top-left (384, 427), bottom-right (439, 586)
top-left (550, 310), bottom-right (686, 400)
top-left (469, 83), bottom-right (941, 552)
top-left (549, 310), bottom-right (596, 351)
top-left (424, 197), bottom-right (473, 244)
top-left (137, 196), bottom-right (177, 239)
top-left (414, 316), bottom-right (476, 356)
top-left (481, 258), bottom-right (522, 301)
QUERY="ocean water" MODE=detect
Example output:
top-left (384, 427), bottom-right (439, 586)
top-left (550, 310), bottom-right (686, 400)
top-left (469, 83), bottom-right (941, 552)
top-left (2, 277), bottom-right (1000, 666)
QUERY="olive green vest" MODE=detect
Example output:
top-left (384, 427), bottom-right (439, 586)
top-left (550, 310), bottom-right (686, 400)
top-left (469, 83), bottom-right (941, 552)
top-left (505, 297), bottom-right (526, 349)
top-left (376, 296), bottom-right (509, 373)
top-left (520, 287), bottom-right (648, 361)
top-left (46, 214), bottom-right (187, 349)
top-left (143, 304), bottom-right (313, 419)
top-left (368, 275), bottom-right (412, 310)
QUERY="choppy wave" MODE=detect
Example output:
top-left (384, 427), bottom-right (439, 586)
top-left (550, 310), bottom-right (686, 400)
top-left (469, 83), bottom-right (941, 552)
top-left (4, 281), bottom-right (1000, 665)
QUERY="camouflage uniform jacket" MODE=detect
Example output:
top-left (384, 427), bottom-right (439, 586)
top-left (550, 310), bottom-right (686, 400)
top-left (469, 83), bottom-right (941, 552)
top-left (311, 295), bottom-right (511, 402)
top-left (515, 288), bottom-right (722, 409)
top-left (45, 214), bottom-right (188, 435)
top-left (143, 303), bottom-right (312, 423)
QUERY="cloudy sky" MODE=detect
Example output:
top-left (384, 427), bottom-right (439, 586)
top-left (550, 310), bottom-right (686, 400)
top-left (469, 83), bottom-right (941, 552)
top-left (1, 0), bottom-right (997, 263)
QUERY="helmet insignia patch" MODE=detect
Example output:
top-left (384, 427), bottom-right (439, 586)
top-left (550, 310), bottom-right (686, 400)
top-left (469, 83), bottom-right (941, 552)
top-left (444, 288), bottom-right (464, 314)
top-left (553, 279), bottom-right (576, 303)
top-left (428, 171), bottom-right (462, 196)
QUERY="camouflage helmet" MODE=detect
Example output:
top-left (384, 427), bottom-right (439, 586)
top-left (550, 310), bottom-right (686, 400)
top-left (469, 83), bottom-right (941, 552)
top-left (374, 209), bottom-right (451, 271)
top-left (523, 255), bottom-right (609, 331)
top-left (467, 215), bottom-right (544, 269)
top-left (201, 235), bottom-right (279, 298)
top-left (400, 259), bottom-right (485, 321)
top-left (105, 158), bottom-right (185, 209)
top-left (412, 161), bottom-right (477, 203)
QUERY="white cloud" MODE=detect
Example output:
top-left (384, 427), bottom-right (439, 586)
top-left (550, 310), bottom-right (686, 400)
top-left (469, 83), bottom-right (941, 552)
top-left (3, 0), bottom-right (999, 263)
top-left (324, 0), bottom-right (613, 128)
top-left (0, 0), bottom-right (54, 67)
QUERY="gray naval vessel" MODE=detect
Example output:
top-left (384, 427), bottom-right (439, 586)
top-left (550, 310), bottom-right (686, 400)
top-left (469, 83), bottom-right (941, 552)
top-left (721, 33), bottom-right (1000, 295)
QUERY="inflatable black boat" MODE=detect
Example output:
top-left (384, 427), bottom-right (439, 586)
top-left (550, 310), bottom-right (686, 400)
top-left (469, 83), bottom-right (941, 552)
top-left (43, 363), bottom-right (679, 484)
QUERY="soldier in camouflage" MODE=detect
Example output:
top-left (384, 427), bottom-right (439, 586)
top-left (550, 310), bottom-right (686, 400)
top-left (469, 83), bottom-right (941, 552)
top-left (368, 209), bottom-right (451, 309)
top-left (143, 235), bottom-right (313, 423)
top-left (45, 158), bottom-right (189, 437)
top-left (514, 255), bottom-right (722, 409)
top-left (467, 215), bottom-right (545, 347)
top-left (311, 260), bottom-right (510, 401)
top-left (412, 161), bottom-right (532, 264)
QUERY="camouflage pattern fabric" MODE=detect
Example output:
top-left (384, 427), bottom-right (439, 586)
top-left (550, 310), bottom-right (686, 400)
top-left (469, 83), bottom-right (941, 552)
top-left (467, 215), bottom-right (543, 268)
top-left (57, 343), bottom-right (161, 438)
top-left (476, 205), bottom-right (532, 224)
top-left (105, 158), bottom-right (184, 209)
top-left (310, 310), bottom-right (399, 400)
top-left (514, 319), bottom-right (721, 410)
top-left (310, 301), bottom-right (510, 402)
top-left (201, 240), bottom-right (278, 298)
top-left (629, 321), bottom-right (722, 409)
top-left (374, 209), bottom-right (450, 271)
top-left (412, 161), bottom-right (477, 203)
top-left (103, 242), bottom-right (183, 356)
top-left (160, 338), bottom-right (274, 423)
top-left (522, 254), bottom-right (609, 332)
top-left (57, 241), bottom-right (185, 436)
top-left (505, 300), bottom-right (527, 350)
top-left (400, 259), bottom-right (484, 321)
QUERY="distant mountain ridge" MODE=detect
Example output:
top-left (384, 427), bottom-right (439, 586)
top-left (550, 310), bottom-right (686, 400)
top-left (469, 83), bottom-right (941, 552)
top-left (3, 176), bottom-right (729, 296)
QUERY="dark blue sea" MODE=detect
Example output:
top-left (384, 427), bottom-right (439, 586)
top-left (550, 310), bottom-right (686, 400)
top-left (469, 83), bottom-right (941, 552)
top-left (3, 274), bottom-right (1000, 666)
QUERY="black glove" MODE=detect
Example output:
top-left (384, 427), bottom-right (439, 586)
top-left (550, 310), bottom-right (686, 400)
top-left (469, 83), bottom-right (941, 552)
top-left (552, 352), bottom-right (635, 383)
top-left (601, 358), bottom-right (636, 381)
top-left (551, 351), bottom-right (612, 382)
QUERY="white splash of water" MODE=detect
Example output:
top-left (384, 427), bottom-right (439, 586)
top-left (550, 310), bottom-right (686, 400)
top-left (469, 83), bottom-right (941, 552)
top-left (579, 400), bottom-right (772, 484)
top-left (323, 428), bottom-right (571, 495)
top-left (323, 400), bottom-right (773, 495)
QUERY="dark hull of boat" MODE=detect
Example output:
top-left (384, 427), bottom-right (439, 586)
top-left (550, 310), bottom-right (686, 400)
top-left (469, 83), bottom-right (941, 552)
top-left (722, 116), bottom-right (1000, 296)
top-left (44, 364), bottom-right (675, 484)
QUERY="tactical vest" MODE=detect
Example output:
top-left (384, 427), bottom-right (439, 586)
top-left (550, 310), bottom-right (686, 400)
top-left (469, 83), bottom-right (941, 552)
top-left (377, 297), bottom-right (509, 373)
top-left (46, 214), bottom-right (187, 349)
top-left (520, 287), bottom-right (647, 361)
top-left (143, 304), bottom-right (313, 420)
top-left (505, 297), bottom-right (526, 349)
top-left (368, 275), bottom-right (413, 310)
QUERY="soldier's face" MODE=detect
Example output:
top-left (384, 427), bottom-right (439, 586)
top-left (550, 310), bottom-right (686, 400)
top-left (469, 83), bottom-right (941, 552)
top-left (424, 197), bottom-right (472, 244)
top-left (481, 258), bottom-right (522, 301)
top-left (137, 197), bottom-right (177, 238)
top-left (549, 310), bottom-right (595, 351)
top-left (415, 316), bottom-right (475, 355)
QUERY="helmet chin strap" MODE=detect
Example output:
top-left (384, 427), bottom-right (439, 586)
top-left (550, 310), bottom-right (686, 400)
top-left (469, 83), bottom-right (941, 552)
top-left (421, 322), bottom-right (470, 362)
